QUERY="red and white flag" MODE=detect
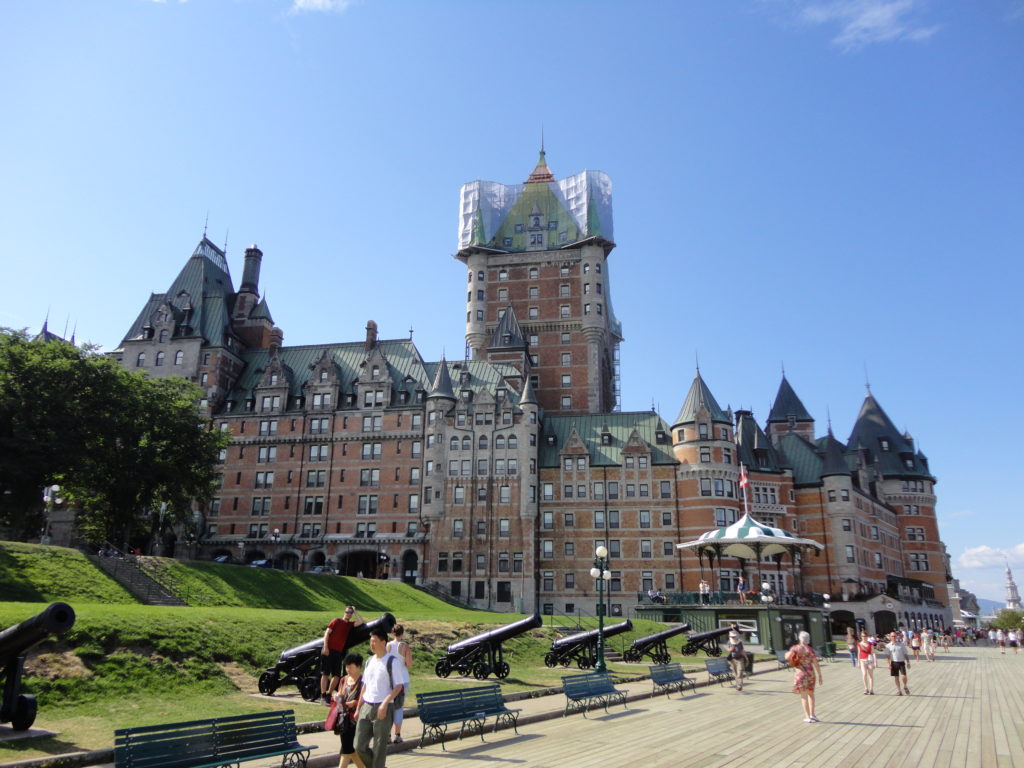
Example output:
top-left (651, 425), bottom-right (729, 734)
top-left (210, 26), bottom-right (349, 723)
top-left (739, 464), bottom-right (749, 489)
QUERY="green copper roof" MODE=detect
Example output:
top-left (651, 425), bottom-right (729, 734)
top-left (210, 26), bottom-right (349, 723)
top-left (539, 411), bottom-right (676, 467)
top-left (487, 179), bottom-right (583, 251)
top-left (673, 372), bottom-right (731, 427)
top-left (427, 355), bottom-right (456, 400)
top-left (251, 297), bottom-right (274, 323)
top-left (820, 431), bottom-right (851, 477)
top-left (120, 238), bottom-right (236, 347)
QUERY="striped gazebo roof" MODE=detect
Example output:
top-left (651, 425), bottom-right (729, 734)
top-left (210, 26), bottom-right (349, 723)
top-left (677, 513), bottom-right (824, 560)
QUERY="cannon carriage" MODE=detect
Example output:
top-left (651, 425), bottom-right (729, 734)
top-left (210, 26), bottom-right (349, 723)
top-left (0, 602), bottom-right (76, 731)
top-left (622, 623), bottom-right (691, 664)
top-left (434, 614), bottom-right (542, 680)
top-left (258, 613), bottom-right (396, 700)
top-left (679, 626), bottom-right (730, 657)
top-left (543, 620), bottom-right (633, 670)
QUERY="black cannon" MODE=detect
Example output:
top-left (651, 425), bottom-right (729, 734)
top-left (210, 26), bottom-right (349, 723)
top-left (544, 620), bottom-right (633, 670)
top-left (435, 614), bottom-right (542, 680)
top-left (623, 622), bottom-right (691, 664)
top-left (258, 613), bottom-right (396, 700)
top-left (0, 602), bottom-right (76, 731)
top-left (680, 626), bottom-right (730, 657)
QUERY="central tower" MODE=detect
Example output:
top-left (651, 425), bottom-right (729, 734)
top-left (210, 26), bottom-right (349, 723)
top-left (455, 151), bottom-right (622, 414)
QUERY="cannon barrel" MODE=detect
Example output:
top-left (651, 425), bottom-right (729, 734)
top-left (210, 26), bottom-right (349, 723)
top-left (684, 626), bottom-right (730, 644)
top-left (629, 622), bottom-right (691, 648)
top-left (447, 614), bottom-right (543, 653)
top-left (550, 619), bottom-right (633, 650)
top-left (278, 612), bottom-right (396, 662)
top-left (0, 602), bottom-right (76, 659)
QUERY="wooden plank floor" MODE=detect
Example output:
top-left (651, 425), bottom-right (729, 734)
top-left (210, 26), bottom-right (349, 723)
top-left (392, 646), bottom-right (1024, 768)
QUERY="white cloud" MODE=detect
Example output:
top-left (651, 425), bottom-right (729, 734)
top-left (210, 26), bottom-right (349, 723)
top-left (290, 0), bottom-right (354, 12)
top-left (797, 0), bottom-right (940, 52)
top-left (957, 542), bottom-right (1024, 569)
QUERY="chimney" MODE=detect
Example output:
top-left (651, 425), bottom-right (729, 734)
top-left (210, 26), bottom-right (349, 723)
top-left (268, 326), bottom-right (284, 356)
top-left (365, 320), bottom-right (378, 351)
top-left (240, 244), bottom-right (263, 294)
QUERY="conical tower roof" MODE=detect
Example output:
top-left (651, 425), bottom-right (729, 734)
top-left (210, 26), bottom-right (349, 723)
top-left (767, 376), bottom-right (813, 424)
top-left (488, 306), bottom-right (526, 350)
top-left (674, 371), bottom-right (731, 427)
top-left (519, 373), bottom-right (538, 406)
top-left (427, 357), bottom-right (456, 400)
top-left (820, 430), bottom-right (851, 477)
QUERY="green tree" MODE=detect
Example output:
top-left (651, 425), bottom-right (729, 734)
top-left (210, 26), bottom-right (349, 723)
top-left (990, 609), bottom-right (1024, 630)
top-left (0, 329), bottom-right (227, 545)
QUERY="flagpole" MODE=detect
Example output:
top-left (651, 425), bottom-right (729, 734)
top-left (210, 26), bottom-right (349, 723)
top-left (740, 463), bottom-right (749, 516)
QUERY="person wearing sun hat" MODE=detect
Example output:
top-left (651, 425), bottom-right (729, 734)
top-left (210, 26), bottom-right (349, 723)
top-left (726, 626), bottom-right (746, 691)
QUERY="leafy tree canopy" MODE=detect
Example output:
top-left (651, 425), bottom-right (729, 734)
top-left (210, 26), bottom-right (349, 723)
top-left (0, 329), bottom-right (227, 545)
top-left (990, 609), bottom-right (1024, 630)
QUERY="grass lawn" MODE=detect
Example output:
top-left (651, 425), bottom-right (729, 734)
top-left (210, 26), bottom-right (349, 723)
top-left (0, 542), bottom-right (136, 604)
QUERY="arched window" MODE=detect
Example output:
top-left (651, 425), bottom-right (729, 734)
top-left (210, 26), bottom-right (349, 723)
top-left (508, 435), bottom-right (518, 449)
top-left (174, 350), bottom-right (184, 365)
top-left (158, 329), bottom-right (168, 343)
top-left (462, 437), bottom-right (471, 450)
top-left (155, 351), bottom-right (165, 366)
top-left (495, 435), bottom-right (505, 449)
top-left (498, 269), bottom-right (508, 281)
top-left (450, 437), bottom-right (459, 451)
top-left (136, 352), bottom-right (146, 367)
top-left (478, 435), bottom-right (488, 449)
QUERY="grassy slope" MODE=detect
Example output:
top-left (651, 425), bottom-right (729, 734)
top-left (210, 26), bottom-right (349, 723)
top-left (0, 542), bottom-right (136, 604)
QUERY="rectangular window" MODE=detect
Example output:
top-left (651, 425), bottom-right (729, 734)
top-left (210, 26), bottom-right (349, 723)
top-left (541, 540), bottom-right (553, 558)
top-left (608, 510), bottom-right (620, 528)
top-left (257, 446), bottom-right (277, 463)
top-left (499, 519), bottom-right (510, 537)
top-left (594, 510), bottom-right (605, 528)
top-left (845, 545), bottom-right (855, 564)
top-left (542, 483), bottom-right (554, 501)
top-left (593, 482), bottom-right (604, 499)
top-left (564, 512), bottom-right (574, 527)
top-left (608, 482), bottom-right (619, 499)
top-left (639, 510), bottom-right (651, 528)
top-left (640, 540), bottom-right (652, 558)
top-left (663, 541), bottom-right (674, 556)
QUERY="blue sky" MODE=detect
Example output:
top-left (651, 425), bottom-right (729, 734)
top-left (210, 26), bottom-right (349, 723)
top-left (2, 1), bottom-right (1021, 603)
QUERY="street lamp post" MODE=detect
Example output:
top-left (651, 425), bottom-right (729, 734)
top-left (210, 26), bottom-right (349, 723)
top-left (590, 545), bottom-right (611, 673)
top-left (236, 540), bottom-right (245, 564)
top-left (270, 528), bottom-right (281, 568)
top-left (822, 593), bottom-right (833, 654)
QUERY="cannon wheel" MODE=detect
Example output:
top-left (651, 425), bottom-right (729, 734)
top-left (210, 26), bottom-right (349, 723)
top-left (472, 661), bottom-right (491, 680)
top-left (543, 652), bottom-right (558, 668)
top-left (577, 656), bottom-right (593, 670)
top-left (681, 645), bottom-right (697, 656)
top-left (299, 676), bottom-right (321, 702)
top-left (657, 652), bottom-right (672, 664)
top-left (707, 646), bottom-right (722, 657)
top-left (10, 694), bottom-right (37, 732)
top-left (560, 656), bottom-right (572, 667)
top-left (258, 671), bottom-right (280, 695)
top-left (623, 649), bottom-right (640, 663)
top-left (494, 661), bottom-right (510, 679)
top-left (434, 659), bottom-right (452, 678)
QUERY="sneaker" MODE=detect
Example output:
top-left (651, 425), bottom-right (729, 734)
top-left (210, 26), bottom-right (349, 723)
top-left (394, 736), bottom-right (403, 744)
top-left (809, 717), bottom-right (819, 722)
top-left (803, 718), bottom-right (814, 723)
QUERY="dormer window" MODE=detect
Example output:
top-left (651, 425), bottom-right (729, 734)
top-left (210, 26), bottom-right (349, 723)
top-left (698, 423), bottom-right (709, 440)
top-left (269, 374), bottom-right (278, 385)
top-left (503, 237), bottom-right (513, 247)
top-left (159, 329), bottom-right (168, 343)
top-left (320, 370), bottom-right (328, 382)
top-left (880, 439), bottom-right (890, 452)
top-left (371, 365), bottom-right (380, 378)
top-left (601, 433), bottom-right (612, 445)
top-left (531, 216), bottom-right (541, 227)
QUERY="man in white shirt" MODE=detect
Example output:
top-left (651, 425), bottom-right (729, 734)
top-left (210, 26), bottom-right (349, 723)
top-left (354, 627), bottom-right (406, 768)
top-left (886, 631), bottom-right (911, 696)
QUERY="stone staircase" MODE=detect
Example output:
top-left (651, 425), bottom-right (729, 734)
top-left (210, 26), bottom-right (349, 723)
top-left (90, 554), bottom-right (187, 606)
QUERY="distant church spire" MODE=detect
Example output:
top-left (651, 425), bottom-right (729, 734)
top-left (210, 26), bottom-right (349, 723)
top-left (1007, 563), bottom-right (1022, 611)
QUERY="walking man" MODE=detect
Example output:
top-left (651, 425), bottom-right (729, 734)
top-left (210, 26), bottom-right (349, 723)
top-left (886, 631), bottom-right (911, 696)
top-left (699, 578), bottom-right (711, 605)
top-left (354, 627), bottom-right (406, 768)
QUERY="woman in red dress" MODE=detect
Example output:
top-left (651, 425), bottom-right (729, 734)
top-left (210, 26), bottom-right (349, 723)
top-left (786, 631), bottom-right (823, 723)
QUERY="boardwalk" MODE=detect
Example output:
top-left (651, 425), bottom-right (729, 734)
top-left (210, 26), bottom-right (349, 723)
top-left (388, 646), bottom-right (1023, 768)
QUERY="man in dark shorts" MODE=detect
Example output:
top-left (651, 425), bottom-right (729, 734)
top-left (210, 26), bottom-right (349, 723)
top-left (886, 630), bottom-right (911, 696)
top-left (321, 605), bottom-right (364, 703)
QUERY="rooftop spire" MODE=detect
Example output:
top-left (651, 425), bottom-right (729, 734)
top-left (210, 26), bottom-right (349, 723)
top-left (525, 146), bottom-right (555, 184)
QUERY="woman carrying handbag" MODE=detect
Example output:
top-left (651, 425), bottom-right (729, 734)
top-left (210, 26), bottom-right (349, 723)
top-left (331, 653), bottom-right (366, 768)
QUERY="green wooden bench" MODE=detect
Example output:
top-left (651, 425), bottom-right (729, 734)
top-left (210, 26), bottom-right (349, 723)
top-left (114, 710), bottom-right (316, 768)
top-left (561, 672), bottom-right (627, 718)
top-left (704, 658), bottom-right (734, 686)
top-left (648, 663), bottom-right (696, 697)
top-left (415, 684), bottom-right (521, 750)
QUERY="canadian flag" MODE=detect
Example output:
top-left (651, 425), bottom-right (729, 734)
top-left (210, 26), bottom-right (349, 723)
top-left (739, 464), bottom-right (749, 489)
